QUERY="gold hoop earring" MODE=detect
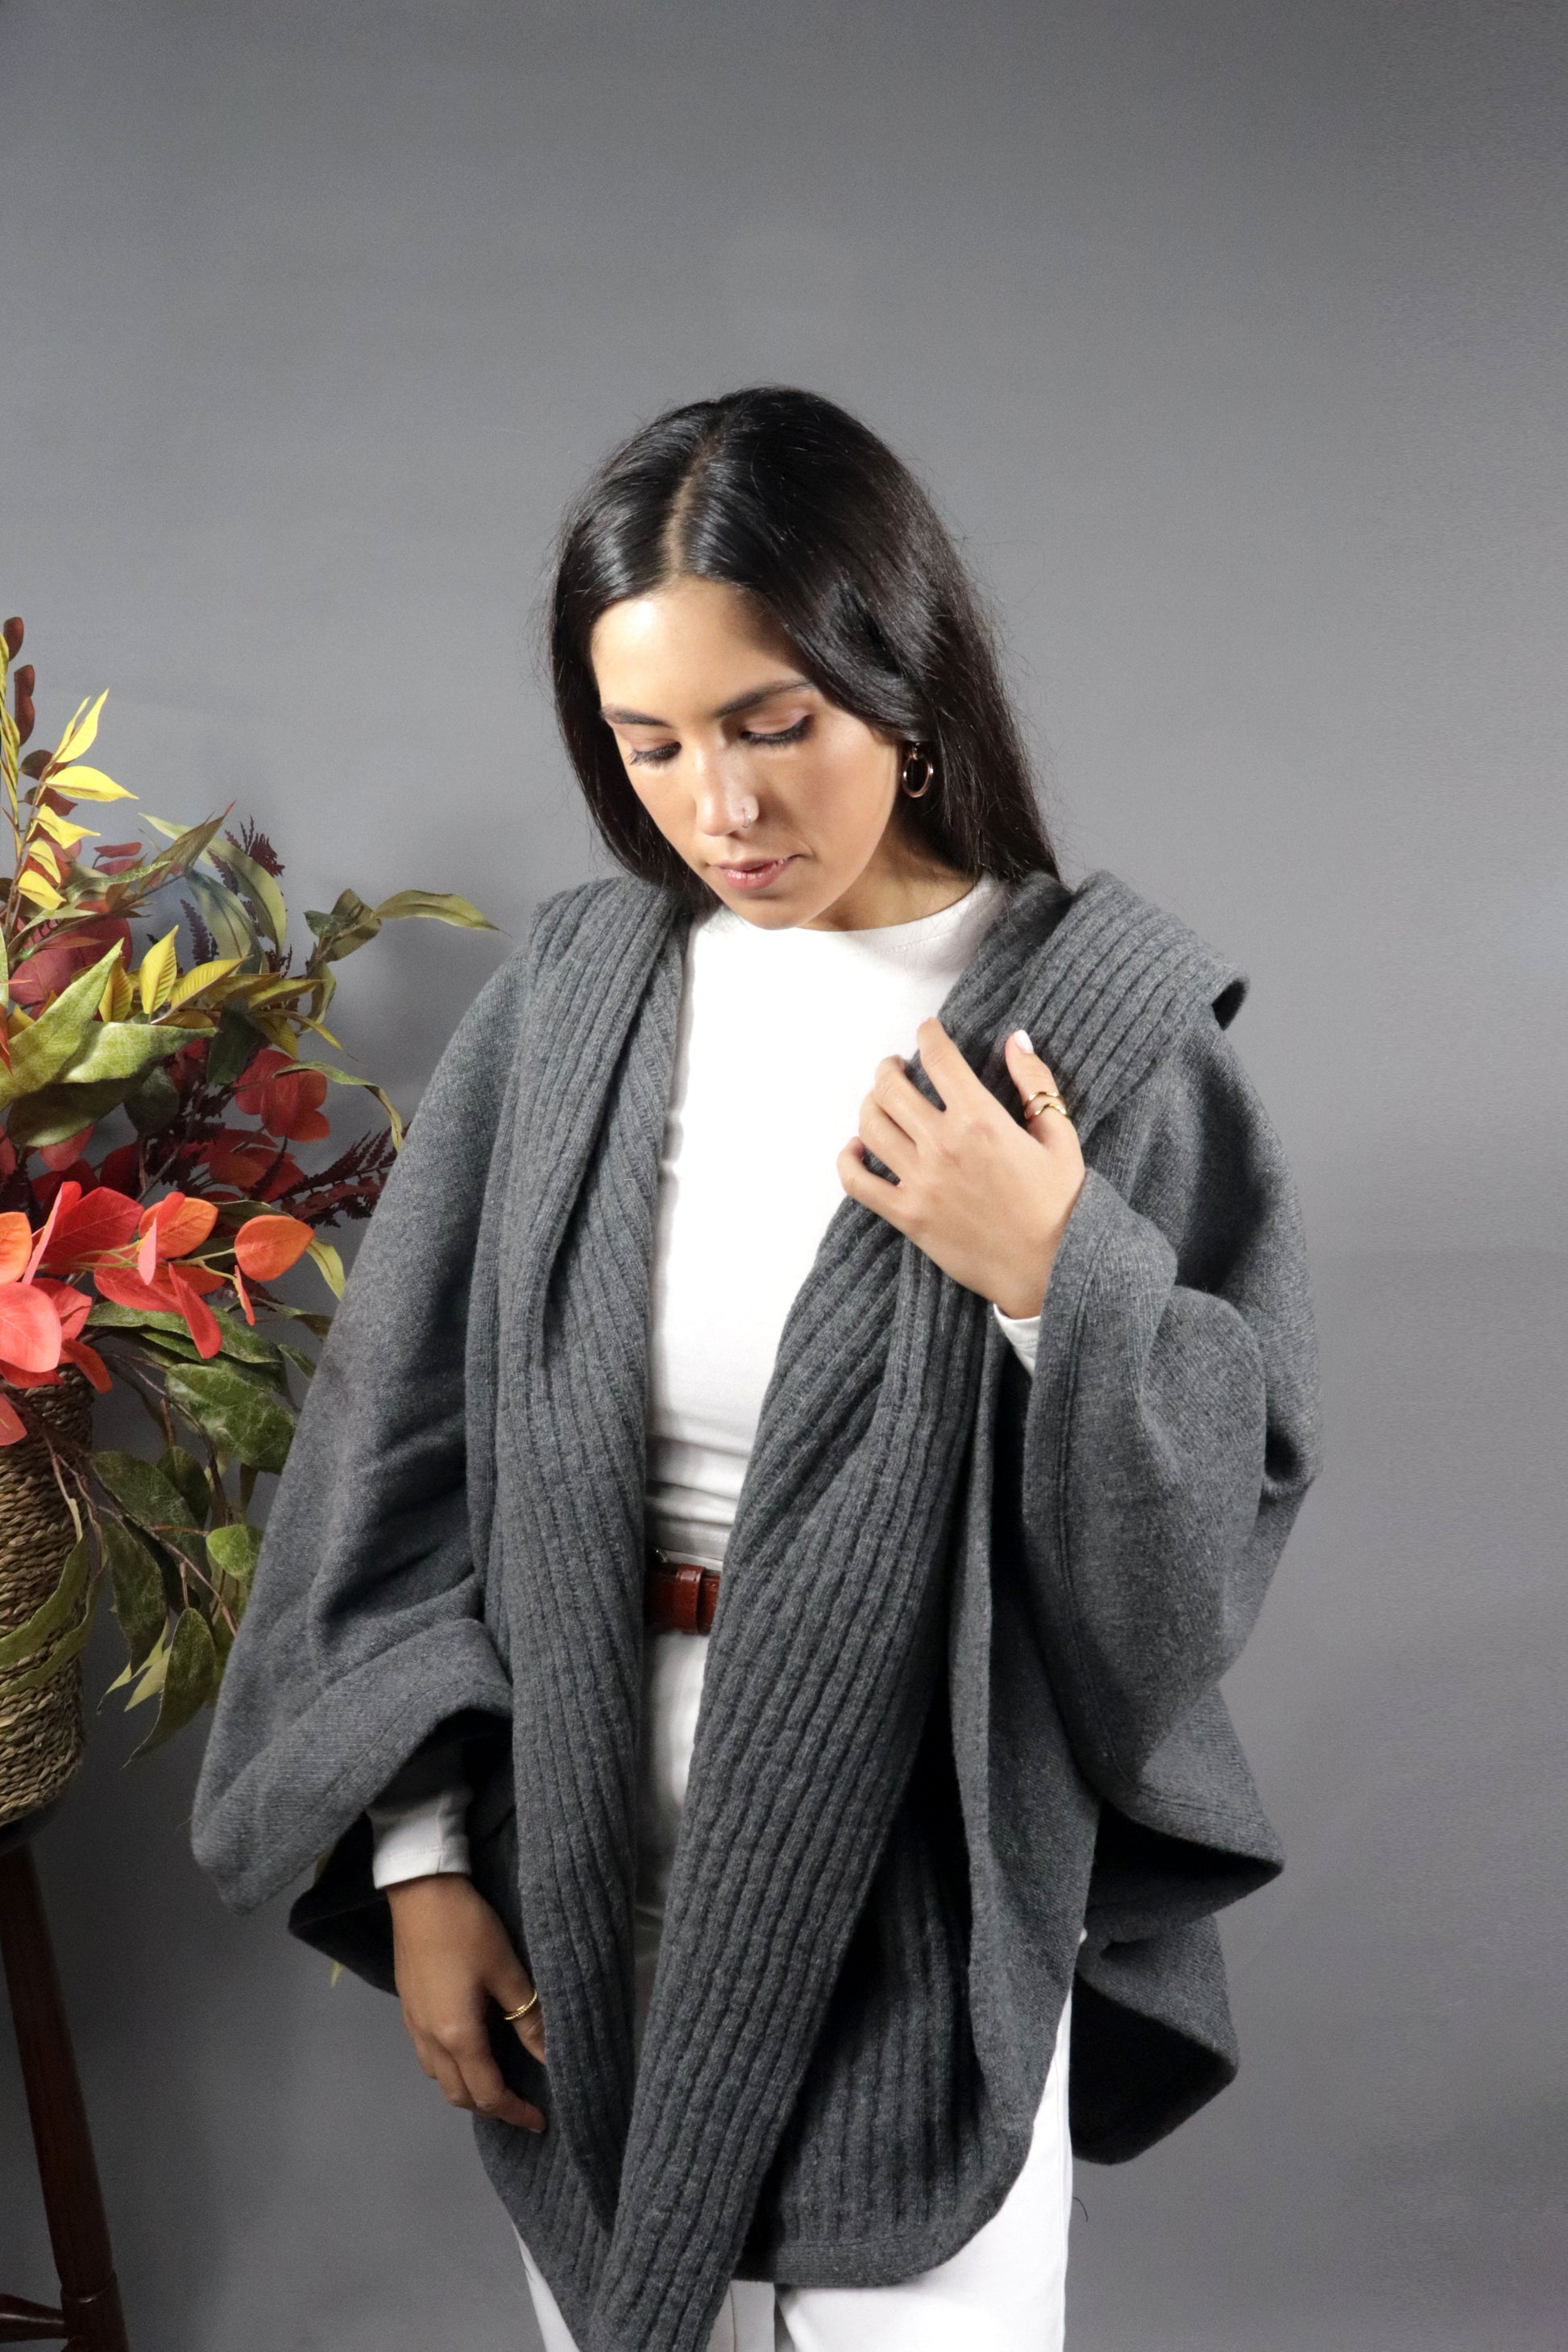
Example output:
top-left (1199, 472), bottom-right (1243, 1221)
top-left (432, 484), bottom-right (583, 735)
top-left (901, 747), bottom-right (935, 800)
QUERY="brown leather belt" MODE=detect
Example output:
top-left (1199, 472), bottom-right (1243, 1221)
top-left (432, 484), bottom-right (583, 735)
top-left (645, 1553), bottom-right (721, 1636)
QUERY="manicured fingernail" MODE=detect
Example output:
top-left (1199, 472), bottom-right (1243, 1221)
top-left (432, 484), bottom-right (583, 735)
top-left (1012, 1029), bottom-right (1034, 1054)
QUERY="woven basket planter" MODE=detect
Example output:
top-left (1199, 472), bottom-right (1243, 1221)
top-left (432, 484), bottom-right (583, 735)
top-left (0, 1371), bottom-right (94, 1831)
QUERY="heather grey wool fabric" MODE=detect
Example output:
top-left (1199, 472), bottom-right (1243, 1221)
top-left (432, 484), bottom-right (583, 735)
top-left (190, 867), bottom-right (1321, 2352)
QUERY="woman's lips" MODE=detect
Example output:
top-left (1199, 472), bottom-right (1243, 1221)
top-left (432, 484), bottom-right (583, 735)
top-left (713, 855), bottom-right (799, 892)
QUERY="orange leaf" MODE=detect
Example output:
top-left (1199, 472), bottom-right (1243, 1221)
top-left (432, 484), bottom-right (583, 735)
top-left (234, 1214), bottom-right (313, 1282)
top-left (0, 1213), bottom-right (31, 1285)
top-left (139, 1192), bottom-right (218, 1263)
top-left (0, 1393), bottom-right (27, 1445)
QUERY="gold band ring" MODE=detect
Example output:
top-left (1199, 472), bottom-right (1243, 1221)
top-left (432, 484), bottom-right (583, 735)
top-left (1023, 1088), bottom-right (1069, 1123)
top-left (501, 1989), bottom-right (541, 2024)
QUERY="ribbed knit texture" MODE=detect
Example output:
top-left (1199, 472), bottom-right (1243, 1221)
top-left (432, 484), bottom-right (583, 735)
top-left (191, 869), bottom-right (1321, 2352)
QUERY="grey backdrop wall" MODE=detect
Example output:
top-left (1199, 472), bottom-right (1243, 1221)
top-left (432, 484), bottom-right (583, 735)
top-left (2, 2), bottom-right (1563, 2346)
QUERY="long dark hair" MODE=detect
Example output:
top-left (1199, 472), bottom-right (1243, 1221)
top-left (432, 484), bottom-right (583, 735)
top-left (550, 387), bottom-right (1058, 902)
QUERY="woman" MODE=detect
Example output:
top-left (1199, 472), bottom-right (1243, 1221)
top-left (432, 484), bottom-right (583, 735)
top-left (193, 388), bottom-right (1321, 2352)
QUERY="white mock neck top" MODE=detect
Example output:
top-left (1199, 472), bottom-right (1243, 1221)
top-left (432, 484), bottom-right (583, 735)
top-left (646, 874), bottom-right (1024, 1569)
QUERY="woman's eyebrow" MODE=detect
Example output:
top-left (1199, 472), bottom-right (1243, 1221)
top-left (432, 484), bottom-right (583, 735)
top-left (599, 676), bottom-right (814, 726)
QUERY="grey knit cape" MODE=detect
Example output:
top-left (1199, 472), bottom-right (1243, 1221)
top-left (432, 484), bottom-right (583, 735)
top-left (191, 868), bottom-right (1321, 2352)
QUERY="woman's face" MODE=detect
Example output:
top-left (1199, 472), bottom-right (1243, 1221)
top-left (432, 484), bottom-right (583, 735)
top-left (590, 575), bottom-right (958, 931)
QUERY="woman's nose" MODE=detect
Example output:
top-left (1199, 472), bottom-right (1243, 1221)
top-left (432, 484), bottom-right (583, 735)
top-left (693, 763), bottom-right (759, 836)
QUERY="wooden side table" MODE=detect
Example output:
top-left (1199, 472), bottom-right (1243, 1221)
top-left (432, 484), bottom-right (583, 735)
top-left (0, 1798), bottom-right (129, 2350)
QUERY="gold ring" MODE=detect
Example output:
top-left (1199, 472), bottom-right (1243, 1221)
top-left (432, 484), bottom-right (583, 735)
top-left (501, 1989), bottom-right (540, 2024)
top-left (1023, 1088), bottom-right (1068, 1122)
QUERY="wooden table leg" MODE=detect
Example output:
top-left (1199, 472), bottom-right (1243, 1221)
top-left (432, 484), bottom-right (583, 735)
top-left (0, 1841), bottom-right (129, 2352)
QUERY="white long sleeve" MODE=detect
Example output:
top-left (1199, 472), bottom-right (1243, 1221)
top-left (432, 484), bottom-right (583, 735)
top-left (367, 1777), bottom-right (472, 1888)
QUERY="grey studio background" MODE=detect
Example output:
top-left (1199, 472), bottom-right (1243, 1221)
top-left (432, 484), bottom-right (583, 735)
top-left (1, 2), bottom-right (1563, 2347)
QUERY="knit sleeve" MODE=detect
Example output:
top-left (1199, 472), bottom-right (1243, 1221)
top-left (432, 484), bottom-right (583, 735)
top-left (189, 943), bottom-right (533, 1915)
top-left (1018, 1012), bottom-right (1321, 1796)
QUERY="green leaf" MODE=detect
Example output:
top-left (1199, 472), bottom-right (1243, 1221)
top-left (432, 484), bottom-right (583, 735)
top-left (163, 1360), bottom-right (294, 1474)
top-left (159, 1446), bottom-right (211, 1530)
top-left (102, 1519), bottom-right (168, 1670)
top-left (88, 1301), bottom-right (284, 1373)
top-left (6, 1076), bottom-right (147, 1148)
top-left (127, 813), bottom-right (229, 897)
top-left (209, 836), bottom-right (287, 950)
top-left (130, 1605), bottom-right (217, 1754)
top-left (4, 1599), bottom-right (98, 1694)
top-left (92, 1449), bottom-right (206, 1558)
top-left (371, 889), bottom-right (495, 932)
top-left (305, 888), bottom-right (380, 964)
top-left (0, 1537), bottom-right (93, 1669)
top-left (56, 1019), bottom-right (184, 1085)
top-left (0, 945), bottom-right (122, 1103)
top-left (183, 870), bottom-right (258, 964)
top-left (123, 1066), bottom-right (180, 1135)
top-left (302, 1064), bottom-right (404, 1148)
top-left (205, 1003), bottom-right (265, 1089)
top-left (205, 1521), bottom-right (261, 1584)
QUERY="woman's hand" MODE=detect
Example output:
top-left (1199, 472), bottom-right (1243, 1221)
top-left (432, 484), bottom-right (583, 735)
top-left (385, 1873), bottom-right (547, 2133)
top-left (837, 1022), bottom-right (1086, 1320)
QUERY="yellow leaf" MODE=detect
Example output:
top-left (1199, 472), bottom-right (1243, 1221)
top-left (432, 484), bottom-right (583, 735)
top-left (138, 927), bottom-right (180, 1017)
top-left (27, 840), bottom-right (66, 884)
top-left (52, 690), bottom-right (108, 769)
top-left (305, 1237), bottom-right (345, 1300)
top-left (33, 806), bottom-right (97, 848)
top-left (48, 765), bottom-right (135, 804)
top-left (168, 956), bottom-right (240, 1009)
top-left (16, 869), bottom-right (64, 910)
top-left (100, 961), bottom-right (134, 1022)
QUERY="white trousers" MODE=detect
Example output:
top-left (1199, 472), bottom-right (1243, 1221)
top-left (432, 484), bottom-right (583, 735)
top-left (515, 1632), bottom-right (1072, 2352)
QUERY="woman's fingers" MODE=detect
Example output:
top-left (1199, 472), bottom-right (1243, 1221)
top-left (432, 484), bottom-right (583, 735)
top-left (493, 1963), bottom-right (547, 2065)
top-left (416, 2014), bottom-right (545, 2133)
top-left (838, 1138), bottom-right (911, 1230)
top-left (1003, 1029), bottom-right (1073, 1141)
top-left (451, 2037), bottom-right (546, 2134)
top-left (871, 1052), bottom-right (942, 1143)
top-left (914, 1016), bottom-right (989, 1110)
top-left (857, 1091), bottom-right (917, 1178)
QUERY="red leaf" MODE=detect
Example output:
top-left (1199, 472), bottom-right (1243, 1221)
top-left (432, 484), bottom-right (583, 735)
top-left (97, 1143), bottom-right (143, 1196)
top-left (168, 1267), bottom-right (222, 1359)
top-left (39, 1130), bottom-right (94, 1173)
top-left (60, 1338), bottom-right (112, 1393)
top-left (95, 1267), bottom-right (175, 1316)
top-left (0, 1288), bottom-right (63, 1375)
top-left (6, 918), bottom-right (133, 1010)
top-left (33, 1161), bottom-right (97, 1211)
top-left (233, 1047), bottom-right (291, 1116)
top-left (42, 1188), bottom-right (143, 1271)
top-left (203, 1133), bottom-right (280, 1188)
top-left (24, 1190), bottom-right (66, 1281)
top-left (0, 1393), bottom-right (27, 1445)
top-left (34, 1280), bottom-right (91, 1340)
top-left (234, 1214), bottom-right (313, 1282)
top-left (234, 1048), bottom-right (330, 1140)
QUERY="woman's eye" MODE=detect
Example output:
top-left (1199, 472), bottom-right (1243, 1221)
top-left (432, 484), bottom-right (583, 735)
top-left (741, 716), bottom-right (811, 747)
top-left (627, 741), bottom-right (679, 766)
